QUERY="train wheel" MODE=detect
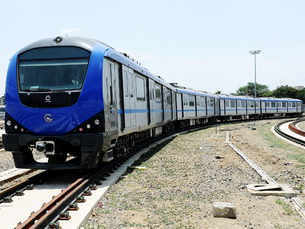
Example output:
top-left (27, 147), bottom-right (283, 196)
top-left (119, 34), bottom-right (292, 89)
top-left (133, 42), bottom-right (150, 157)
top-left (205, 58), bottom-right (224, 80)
top-left (48, 154), bottom-right (67, 164)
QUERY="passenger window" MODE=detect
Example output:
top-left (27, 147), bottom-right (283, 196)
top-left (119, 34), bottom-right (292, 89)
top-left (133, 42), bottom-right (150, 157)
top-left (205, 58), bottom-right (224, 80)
top-left (241, 101), bottom-right (246, 107)
top-left (124, 71), bottom-right (128, 97)
top-left (155, 84), bottom-right (161, 102)
top-left (225, 100), bottom-right (230, 108)
top-left (136, 76), bottom-right (145, 101)
top-left (231, 100), bottom-right (236, 108)
top-left (210, 98), bottom-right (214, 107)
top-left (150, 87), bottom-right (154, 100)
top-left (104, 61), bottom-right (115, 105)
top-left (189, 96), bottom-right (194, 107)
top-left (237, 101), bottom-right (241, 107)
top-left (202, 97), bottom-right (206, 107)
top-left (166, 91), bottom-right (171, 105)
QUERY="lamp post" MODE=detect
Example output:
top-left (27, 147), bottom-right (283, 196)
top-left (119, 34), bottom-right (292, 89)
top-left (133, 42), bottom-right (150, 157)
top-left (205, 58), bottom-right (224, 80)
top-left (249, 50), bottom-right (262, 98)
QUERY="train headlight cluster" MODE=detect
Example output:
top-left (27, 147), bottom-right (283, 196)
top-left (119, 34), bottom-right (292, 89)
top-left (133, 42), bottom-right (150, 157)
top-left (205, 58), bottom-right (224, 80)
top-left (5, 113), bottom-right (28, 134)
top-left (94, 119), bottom-right (100, 125)
top-left (6, 120), bottom-right (11, 126)
top-left (70, 112), bottom-right (104, 134)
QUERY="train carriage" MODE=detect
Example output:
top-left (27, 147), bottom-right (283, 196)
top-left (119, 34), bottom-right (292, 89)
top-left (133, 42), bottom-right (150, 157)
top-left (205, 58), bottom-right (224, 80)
top-left (2, 36), bottom-right (303, 170)
top-left (3, 37), bottom-right (177, 169)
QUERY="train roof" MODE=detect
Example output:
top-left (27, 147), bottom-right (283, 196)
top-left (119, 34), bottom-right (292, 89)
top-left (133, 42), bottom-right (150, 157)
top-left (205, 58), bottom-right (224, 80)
top-left (259, 97), bottom-right (302, 102)
top-left (17, 36), bottom-right (175, 90)
top-left (16, 36), bottom-right (305, 103)
top-left (219, 95), bottom-right (302, 103)
top-left (218, 94), bottom-right (259, 101)
top-left (175, 88), bottom-right (218, 97)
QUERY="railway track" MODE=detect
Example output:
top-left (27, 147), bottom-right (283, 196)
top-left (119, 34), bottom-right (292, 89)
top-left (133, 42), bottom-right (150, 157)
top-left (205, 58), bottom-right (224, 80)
top-left (273, 118), bottom-right (305, 221)
top-left (0, 159), bottom-right (125, 228)
top-left (15, 174), bottom-right (96, 229)
top-left (274, 119), bottom-right (305, 147)
top-left (0, 132), bottom-right (180, 228)
top-left (0, 117), bottom-right (303, 228)
top-left (0, 169), bottom-right (46, 204)
top-left (288, 118), bottom-right (305, 137)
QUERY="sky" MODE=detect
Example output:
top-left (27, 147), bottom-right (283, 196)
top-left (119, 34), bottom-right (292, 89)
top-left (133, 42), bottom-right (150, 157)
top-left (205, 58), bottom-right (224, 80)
top-left (0, 0), bottom-right (304, 95)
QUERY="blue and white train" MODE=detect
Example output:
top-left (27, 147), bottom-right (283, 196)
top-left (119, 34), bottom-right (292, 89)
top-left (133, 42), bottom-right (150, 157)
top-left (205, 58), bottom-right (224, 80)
top-left (3, 36), bottom-right (303, 169)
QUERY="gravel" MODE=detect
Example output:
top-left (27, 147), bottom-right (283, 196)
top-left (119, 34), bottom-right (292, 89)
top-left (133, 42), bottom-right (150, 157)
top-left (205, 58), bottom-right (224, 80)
top-left (83, 121), bottom-right (305, 229)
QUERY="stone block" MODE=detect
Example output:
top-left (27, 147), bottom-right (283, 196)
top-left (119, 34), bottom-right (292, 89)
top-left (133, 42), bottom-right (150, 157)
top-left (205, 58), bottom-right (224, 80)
top-left (247, 183), bottom-right (296, 198)
top-left (212, 202), bottom-right (236, 219)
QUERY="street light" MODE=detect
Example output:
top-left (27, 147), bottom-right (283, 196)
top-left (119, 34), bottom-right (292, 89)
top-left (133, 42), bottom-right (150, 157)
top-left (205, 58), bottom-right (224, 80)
top-left (249, 50), bottom-right (262, 98)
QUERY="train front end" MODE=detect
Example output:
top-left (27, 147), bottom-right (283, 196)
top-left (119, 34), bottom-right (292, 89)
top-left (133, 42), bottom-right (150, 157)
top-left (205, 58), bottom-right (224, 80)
top-left (3, 37), bottom-right (107, 169)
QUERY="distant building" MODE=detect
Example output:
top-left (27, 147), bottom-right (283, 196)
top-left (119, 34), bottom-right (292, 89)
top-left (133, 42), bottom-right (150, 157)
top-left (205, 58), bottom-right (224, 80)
top-left (0, 96), bottom-right (4, 105)
top-left (294, 86), bottom-right (304, 90)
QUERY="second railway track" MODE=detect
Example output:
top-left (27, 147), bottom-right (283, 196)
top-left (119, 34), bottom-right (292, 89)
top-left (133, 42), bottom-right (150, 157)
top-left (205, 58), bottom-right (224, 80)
top-left (274, 118), bottom-right (305, 147)
top-left (0, 128), bottom-right (188, 229)
top-left (1, 117), bottom-right (304, 228)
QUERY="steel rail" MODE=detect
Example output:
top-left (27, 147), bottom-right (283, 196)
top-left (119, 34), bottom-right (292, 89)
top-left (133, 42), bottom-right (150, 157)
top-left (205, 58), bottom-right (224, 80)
top-left (0, 170), bottom-right (47, 204)
top-left (8, 117), bottom-right (304, 228)
top-left (274, 119), bottom-right (305, 147)
top-left (288, 118), bottom-right (305, 137)
top-left (0, 169), bottom-right (35, 186)
top-left (15, 176), bottom-right (91, 229)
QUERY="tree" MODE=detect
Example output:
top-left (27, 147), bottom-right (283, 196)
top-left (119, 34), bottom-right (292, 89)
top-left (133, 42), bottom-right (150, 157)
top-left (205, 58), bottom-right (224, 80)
top-left (236, 82), bottom-right (271, 97)
top-left (296, 89), bottom-right (305, 103)
top-left (272, 85), bottom-right (298, 99)
top-left (272, 85), bottom-right (305, 103)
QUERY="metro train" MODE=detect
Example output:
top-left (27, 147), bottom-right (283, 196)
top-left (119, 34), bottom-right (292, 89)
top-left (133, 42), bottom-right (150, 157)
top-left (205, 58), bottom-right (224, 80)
top-left (3, 36), bottom-right (303, 169)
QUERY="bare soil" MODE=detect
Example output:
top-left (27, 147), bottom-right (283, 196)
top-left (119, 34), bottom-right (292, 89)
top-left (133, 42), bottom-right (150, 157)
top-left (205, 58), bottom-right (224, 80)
top-left (0, 150), bottom-right (15, 172)
top-left (83, 119), bottom-right (305, 229)
top-left (297, 121), bottom-right (305, 131)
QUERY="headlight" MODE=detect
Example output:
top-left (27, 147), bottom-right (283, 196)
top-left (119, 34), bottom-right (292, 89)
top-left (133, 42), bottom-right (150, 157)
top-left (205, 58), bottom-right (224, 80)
top-left (70, 111), bottom-right (104, 133)
top-left (5, 113), bottom-right (29, 134)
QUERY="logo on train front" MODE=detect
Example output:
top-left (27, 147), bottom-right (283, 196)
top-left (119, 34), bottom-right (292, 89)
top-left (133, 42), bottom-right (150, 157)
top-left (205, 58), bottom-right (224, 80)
top-left (44, 114), bottom-right (53, 123)
top-left (45, 95), bottom-right (51, 103)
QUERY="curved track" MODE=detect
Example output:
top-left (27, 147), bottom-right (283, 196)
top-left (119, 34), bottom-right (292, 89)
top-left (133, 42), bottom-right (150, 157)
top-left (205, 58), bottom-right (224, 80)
top-left (1, 118), bottom-right (304, 228)
top-left (274, 118), bottom-right (305, 147)
top-left (288, 118), bottom-right (305, 137)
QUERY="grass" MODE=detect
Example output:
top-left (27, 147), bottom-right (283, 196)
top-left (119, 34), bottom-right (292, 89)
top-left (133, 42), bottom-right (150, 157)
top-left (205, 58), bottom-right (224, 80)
top-left (288, 154), bottom-right (305, 167)
top-left (275, 199), bottom-right (294, 216)
top-left (258, 122), bottom-right (305, 169)
top-left (274, 223), bottom-right (284, 229)
top-left (259, 124), bottom-right (295, 150)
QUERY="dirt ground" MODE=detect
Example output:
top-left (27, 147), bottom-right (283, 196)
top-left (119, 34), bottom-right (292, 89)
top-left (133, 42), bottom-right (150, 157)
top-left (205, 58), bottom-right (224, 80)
top-left (83, 119), bottom-right (305, 229)
top-left (297, 121), bottom-right (305, 131)
top-left (0, 150), bottom-right (14, 172)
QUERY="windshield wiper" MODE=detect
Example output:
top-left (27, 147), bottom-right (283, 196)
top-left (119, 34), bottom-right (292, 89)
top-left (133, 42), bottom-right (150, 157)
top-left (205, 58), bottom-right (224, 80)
top-left (23, 88), bottom-right (52, 92)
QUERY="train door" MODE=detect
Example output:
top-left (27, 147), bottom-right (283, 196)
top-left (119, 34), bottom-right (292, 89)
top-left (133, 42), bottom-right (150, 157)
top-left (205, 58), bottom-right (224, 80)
top-left (103, 59), bottom-right (118, 131)
top-left (122, 66), bottom-right (136, 129)
top-left (220, 99), bottom-right (225, 116)
top-left (135, 74), bottom-right (147, 128)
top-left (171, 91), bottom-right (175, 120)
top-left (149, 79), bottom-right (155, 124)
top-left (214, 97), bottom-right (220, 116)
top-left (172, 91), bottom-right (176, 120)
top-left (129, 71), bottom-right (136, 128)
top-left (261, 101), bottom-right (265, 113)
top-left (122, 67), bottom-right (130, 128)
top-left (177, 93), bottom-right (182, 119)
